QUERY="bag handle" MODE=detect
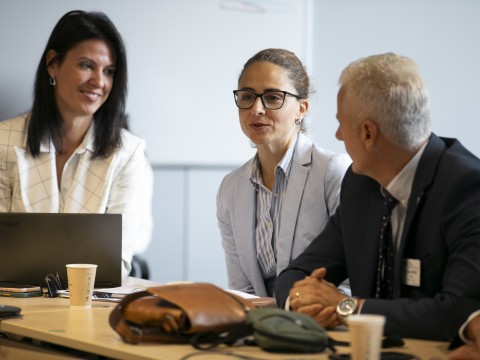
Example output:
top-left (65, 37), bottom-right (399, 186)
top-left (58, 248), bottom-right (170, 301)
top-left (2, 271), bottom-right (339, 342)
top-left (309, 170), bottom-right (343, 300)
top-left (190, 322), bottom-right (254, 350)
top-left (109, 290), bottom-right (150, 344)
top-left (109, 290), bottom-right (191, 344)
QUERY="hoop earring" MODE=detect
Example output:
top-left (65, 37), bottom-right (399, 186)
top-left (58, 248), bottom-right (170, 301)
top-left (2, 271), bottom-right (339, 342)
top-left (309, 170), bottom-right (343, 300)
top-left (49, 75), bottom-right (56, 86)
top-left (295, 119), bottom-right (301, 125)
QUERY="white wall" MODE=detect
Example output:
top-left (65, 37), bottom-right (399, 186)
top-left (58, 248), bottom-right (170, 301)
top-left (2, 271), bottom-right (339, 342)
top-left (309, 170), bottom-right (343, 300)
top-left (1, 0), bottom-right (480, 286)
top-left (307, 0), bottom-right (480, 157)
top-left (2, 1), bottom-right (479, 159)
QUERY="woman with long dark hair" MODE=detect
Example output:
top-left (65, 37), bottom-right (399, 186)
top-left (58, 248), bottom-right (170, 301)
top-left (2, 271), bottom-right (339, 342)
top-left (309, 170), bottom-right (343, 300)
top-left (0, 10), bottom-right (153, 278)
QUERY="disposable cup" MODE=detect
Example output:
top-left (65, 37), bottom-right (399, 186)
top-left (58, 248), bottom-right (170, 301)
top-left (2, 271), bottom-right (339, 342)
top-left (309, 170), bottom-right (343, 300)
top-left (66, 264), bottom-right (97, 307)
top-left (347, 314), bottom-right (386, 360)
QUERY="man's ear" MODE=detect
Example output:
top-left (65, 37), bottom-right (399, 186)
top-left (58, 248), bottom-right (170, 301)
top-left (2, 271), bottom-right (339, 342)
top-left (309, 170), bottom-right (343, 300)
top-left (361, 119), bottom-right (378, 149)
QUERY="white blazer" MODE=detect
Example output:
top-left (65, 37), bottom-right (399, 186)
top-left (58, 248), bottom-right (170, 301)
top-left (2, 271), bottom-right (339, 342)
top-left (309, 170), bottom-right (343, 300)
top-left (217, 133), bottom-right (351, 297)
top-left (0, 114), bottom-right (153, 278)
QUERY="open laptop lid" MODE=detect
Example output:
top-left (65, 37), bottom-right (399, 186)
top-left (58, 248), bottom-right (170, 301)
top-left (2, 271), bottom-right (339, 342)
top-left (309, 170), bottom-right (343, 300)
top-left (0, 213), bottom-right (122, 288)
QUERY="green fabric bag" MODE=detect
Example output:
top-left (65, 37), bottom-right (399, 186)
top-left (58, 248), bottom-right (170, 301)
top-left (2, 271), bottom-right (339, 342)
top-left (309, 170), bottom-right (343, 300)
top-left (247, 308), bottom-right (331, 353)
top-left (191, 307), bottom-right (336, 353)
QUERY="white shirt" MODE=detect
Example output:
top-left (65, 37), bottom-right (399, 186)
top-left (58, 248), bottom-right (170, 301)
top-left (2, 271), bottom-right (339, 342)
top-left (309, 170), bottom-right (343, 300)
top-left (459, 310), bottom-right (480, 344)
top-left (386, 142), bottom-right (427, 253)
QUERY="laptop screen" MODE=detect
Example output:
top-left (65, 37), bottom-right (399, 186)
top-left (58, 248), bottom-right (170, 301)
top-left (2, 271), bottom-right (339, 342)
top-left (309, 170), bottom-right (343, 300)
top-left (0, 213), bottom-right (122, 287)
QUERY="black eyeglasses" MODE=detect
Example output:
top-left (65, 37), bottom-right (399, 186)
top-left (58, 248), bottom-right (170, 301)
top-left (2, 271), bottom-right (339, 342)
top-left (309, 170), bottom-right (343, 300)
top-left (45, 271), bottom-right (67, 298)
top-left (233, 89), bottom-right (302, 110)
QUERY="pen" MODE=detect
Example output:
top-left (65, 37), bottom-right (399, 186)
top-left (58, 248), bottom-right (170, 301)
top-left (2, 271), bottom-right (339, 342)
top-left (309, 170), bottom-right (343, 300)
top-left (92, 291), bottom-right (125, 299)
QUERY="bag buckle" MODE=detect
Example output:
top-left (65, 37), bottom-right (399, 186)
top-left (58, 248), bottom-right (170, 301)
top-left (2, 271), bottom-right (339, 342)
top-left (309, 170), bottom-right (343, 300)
top-left (125, 325), bottom-right (143, 344)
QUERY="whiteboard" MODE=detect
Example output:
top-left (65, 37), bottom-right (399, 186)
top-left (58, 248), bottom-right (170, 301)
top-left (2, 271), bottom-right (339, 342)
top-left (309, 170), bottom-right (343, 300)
top-left (0, 0), bottom-right (311, 165)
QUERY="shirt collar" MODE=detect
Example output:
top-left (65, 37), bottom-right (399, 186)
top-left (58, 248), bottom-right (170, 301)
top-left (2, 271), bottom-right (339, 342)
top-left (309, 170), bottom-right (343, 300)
top-left (385, 141), bottom-right (428, 207)
top-left (250, 134), bottom-right (298, 185)
top-left (79, 123), bottom-right (95, 154)
top-left (38, 123), bottom-right (95, 154)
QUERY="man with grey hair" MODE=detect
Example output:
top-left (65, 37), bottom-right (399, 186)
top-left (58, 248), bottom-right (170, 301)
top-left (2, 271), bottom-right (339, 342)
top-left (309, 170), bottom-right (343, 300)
top-left (275, 53), bottom-right (480, 340)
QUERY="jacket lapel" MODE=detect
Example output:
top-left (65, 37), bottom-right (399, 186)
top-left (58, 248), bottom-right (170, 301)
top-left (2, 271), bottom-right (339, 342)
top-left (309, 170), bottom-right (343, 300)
top-left (234, 161), bottom-right (268, 296)
top-left (393, 134), bottom-right (445, 297)
top-left (63, 153), bottom-right (111, 213)
top-left (276, 134), bottom-right (311, 273)
top-left (14, 145), bottom-right (60, 212)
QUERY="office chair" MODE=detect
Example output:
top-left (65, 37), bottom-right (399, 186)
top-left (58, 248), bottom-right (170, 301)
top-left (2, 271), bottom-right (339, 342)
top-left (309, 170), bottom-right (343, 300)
top-left (129, 255), bottom-right (150, 280)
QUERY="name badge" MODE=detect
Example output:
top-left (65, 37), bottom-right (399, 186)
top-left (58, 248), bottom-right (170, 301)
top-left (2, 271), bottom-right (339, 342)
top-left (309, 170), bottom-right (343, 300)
top-left (403, 258), bottom-right (421, 287)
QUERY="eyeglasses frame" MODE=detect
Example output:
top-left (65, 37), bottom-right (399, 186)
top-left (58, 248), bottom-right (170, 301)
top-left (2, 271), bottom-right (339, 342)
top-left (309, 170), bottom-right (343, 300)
top-left (232, 89), bottom-right (303, 110)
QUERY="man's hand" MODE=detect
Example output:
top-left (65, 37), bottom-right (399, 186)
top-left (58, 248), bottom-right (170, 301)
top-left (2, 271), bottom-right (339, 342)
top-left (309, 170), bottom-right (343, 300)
top-left (296, 304), bottom-right (342, 328)
top-left (448, 344), bottom-right (480, 360)
top-left (448, 313), bottom-right (480, 360)
top-left (468, 313), bottom-right (480, 354)
top-left (288, 267), bottom-right (345, 328)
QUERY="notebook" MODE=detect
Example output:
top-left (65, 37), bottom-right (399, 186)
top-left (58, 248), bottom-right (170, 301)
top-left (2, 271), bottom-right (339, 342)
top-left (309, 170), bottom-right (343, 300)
top-left (0, 213), bottom-right (122, 287)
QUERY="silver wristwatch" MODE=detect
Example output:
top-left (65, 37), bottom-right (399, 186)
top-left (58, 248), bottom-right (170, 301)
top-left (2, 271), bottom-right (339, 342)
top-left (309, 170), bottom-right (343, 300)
top-left (336, 297), bottom-right (359, 321)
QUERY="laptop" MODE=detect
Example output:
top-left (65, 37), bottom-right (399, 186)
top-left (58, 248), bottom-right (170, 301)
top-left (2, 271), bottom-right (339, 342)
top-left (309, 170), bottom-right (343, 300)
top-left (0, 213), bottom-right (122, 288)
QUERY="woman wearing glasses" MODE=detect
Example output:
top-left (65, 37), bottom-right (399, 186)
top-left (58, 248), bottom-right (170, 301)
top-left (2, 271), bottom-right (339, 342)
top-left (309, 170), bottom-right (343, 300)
top-left (217, 48), bottom-right (351, 297)
top-left (0, 11), bottom-right (153, 279)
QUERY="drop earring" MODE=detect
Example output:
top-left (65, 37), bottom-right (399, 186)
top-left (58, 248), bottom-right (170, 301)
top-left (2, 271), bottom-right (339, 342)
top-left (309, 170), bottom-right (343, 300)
top-left (49, 75), bottom-right (56, 86)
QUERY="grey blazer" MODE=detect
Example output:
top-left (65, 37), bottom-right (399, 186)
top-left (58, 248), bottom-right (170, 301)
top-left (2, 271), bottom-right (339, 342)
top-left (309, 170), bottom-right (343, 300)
top-left (216, 133), bottom-right (351, 297)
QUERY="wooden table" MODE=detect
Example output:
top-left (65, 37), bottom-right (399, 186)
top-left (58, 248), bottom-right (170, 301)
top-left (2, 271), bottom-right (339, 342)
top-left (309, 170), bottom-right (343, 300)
top-left (0, 295), bottom-right (450, 360)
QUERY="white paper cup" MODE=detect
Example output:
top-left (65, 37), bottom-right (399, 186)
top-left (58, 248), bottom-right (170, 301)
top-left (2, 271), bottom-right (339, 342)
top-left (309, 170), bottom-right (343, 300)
top-left (347, 314), bottom-right (386, 360)
top-left (66, 264), bottom-right (97, 307)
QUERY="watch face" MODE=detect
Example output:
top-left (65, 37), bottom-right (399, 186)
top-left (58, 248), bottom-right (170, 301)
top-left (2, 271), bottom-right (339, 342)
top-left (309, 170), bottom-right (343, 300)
top-left (339, 298), bottom-right (356, 314)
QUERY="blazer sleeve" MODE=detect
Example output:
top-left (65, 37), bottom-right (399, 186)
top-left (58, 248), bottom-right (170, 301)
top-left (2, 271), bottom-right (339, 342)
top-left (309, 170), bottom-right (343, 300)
top-left (216, 174), bottom-right (256, 295)
top-left (0, 116), bottom-right (24, 212)
top-left (446, 281), bottom-right (480, 348)
top-left (106, 136), bottom-right (153, 278)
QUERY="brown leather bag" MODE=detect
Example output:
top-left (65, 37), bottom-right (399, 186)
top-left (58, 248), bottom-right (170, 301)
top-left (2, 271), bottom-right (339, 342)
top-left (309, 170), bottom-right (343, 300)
top-left (109, 283), bottom-right (254, 344)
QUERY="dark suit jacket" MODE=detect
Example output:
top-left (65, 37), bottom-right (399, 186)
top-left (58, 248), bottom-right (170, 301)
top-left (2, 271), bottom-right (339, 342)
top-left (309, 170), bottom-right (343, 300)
top-left (275, 134), bottom-right (480, 340)
top-left (446, 280), bottom-right (480, 348)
